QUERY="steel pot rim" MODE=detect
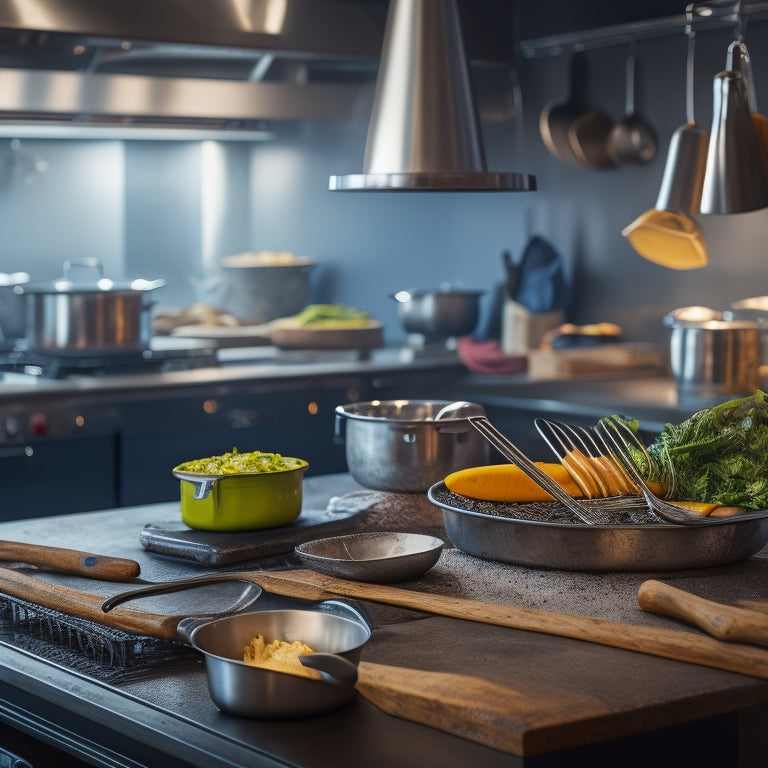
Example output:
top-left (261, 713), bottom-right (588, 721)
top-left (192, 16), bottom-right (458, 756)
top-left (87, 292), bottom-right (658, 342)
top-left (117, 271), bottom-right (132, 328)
top-left (391, 288), bottom-right (485, 301)
top-left (335, 399), bottom-right (481, 424)
top-left (18, 277), bottom-right (166, 295)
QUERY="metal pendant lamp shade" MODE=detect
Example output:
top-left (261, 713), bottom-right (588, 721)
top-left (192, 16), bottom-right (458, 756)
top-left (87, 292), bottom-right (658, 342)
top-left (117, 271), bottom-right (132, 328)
top-left (700, 70), bottom-right (768, 214)
top-left (329, 0), bottom-right (536, 192)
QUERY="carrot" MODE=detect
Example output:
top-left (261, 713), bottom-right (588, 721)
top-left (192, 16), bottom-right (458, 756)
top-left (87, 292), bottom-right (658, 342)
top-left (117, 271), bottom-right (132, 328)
top-left (444, 463), bottom-right (584, 503)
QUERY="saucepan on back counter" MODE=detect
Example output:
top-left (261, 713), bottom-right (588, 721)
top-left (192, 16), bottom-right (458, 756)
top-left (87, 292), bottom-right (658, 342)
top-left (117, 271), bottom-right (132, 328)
top-left (663, 306), bottom-right (762, 400)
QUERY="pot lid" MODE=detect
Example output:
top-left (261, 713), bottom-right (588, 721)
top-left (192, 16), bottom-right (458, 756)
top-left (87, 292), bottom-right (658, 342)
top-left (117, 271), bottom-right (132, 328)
top-left (0, 271), bottom-right (29, 287)
top-left (17, 276), bottom-right (166, 295)
top-left (15, 258), bottom-right (165, 295)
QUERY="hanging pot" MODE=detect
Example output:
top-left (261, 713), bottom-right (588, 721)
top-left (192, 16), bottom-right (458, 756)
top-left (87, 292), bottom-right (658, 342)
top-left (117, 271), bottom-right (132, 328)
top-left (17, 258), bottom-right (165, 353)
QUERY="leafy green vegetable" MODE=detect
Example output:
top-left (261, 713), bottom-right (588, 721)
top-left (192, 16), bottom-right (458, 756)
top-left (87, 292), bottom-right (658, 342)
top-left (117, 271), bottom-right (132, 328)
top-left (294, 304), bottom-right (371, 327)
top-left (177, 448), bottom-right (305, 475)
top-left (620, 391), bottom-right (768, 509)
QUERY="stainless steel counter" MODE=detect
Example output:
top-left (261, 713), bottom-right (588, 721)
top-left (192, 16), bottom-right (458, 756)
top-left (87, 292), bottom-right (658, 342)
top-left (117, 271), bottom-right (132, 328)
top-left (0, 345), bottom-right (464, 402)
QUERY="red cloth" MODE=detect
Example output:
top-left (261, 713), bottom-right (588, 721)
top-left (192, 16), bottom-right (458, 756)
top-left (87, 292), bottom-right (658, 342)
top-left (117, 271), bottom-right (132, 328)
top-left (457, 337), bottom-right (527, 375)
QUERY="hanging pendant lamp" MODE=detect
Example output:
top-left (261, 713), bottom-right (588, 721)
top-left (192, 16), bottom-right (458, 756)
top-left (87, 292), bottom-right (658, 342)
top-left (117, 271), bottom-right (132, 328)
top-left (329, 0), bottom-right (536, 192)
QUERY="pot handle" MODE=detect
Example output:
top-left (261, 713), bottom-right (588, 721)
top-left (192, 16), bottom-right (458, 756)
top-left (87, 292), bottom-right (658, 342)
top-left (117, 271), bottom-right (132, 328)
top-left (174, 471), bottom-right (217, 500)
top-left (314, 598), bottom-right (374, 632)
top-left (299, 652), bottom-right (358, 688)
top-left (63, 257), bottom-right (103, 280)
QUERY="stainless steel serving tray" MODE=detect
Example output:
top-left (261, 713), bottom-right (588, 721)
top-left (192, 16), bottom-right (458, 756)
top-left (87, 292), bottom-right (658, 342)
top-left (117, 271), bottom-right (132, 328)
top-left (427, 482), bottom-right (768, 572)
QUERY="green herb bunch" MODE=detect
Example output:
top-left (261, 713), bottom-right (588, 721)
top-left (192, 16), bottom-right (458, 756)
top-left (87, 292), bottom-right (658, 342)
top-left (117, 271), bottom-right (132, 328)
top-left (643, 391), bottom-right (768, 509)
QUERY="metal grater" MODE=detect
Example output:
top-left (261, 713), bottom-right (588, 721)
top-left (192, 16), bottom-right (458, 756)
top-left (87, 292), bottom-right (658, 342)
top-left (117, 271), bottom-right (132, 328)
top-left (0, 592), bottom-right (198, 683)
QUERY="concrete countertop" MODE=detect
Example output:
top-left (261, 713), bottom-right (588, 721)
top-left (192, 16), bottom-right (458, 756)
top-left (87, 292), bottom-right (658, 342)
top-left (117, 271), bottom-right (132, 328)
top-left (1, 474), bottom-right (768, 767)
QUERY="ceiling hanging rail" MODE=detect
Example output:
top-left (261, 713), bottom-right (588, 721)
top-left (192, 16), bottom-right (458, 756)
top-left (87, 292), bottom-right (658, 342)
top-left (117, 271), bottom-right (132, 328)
top-left (520, 0), bottom-right (768, 58)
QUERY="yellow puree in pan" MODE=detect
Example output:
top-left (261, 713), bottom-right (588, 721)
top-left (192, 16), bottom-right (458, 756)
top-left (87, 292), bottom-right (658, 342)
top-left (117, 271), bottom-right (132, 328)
top-left (243, 635), bottom-right (320, 679)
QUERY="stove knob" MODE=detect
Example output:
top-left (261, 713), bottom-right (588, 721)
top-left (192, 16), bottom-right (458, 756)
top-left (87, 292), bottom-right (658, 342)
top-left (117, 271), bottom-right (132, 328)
top-left (4, 414), bottom-right (20, 438)
top-left (29, 412), bottom-right (47, 436)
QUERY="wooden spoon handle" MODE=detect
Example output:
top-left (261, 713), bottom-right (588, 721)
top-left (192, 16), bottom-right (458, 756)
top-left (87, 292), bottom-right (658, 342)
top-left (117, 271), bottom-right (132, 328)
top-left (638, 579), bottom-right (768, 645)
top-left (0, 540), bottom-right (141, 581)
top-left (0, 567), bottom-right (180, 640)
top-left (251, 569), bottom-right (768, 678)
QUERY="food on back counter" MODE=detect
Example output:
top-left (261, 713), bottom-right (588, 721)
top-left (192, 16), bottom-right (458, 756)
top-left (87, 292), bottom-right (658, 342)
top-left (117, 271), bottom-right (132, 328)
top-left (293, 304), bottom-right (374, 329)
top-left (540, 322), bottom-right (622, 350)
top-left (175, 448), bottom-right (306, 475)
top-left (154, 302), bottom-right (246, 334)
top-left (622, 390), bottom-right (768, 510)
top-left (243, 635), bottom-right (320, 679)
top-left (222, 250), bottom-right (313, 267)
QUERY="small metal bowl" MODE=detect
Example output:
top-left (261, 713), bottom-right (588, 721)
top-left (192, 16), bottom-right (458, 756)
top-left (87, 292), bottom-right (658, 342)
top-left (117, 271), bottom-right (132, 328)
top-left (295, 532), bottom-right (445, 583)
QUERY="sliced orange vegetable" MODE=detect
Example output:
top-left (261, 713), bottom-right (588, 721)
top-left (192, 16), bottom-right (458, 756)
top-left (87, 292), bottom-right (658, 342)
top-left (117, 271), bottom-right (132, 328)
top-left (669, 500), bottom-right (718, 516)
top-left (444, 463), bottom-right (584, 503)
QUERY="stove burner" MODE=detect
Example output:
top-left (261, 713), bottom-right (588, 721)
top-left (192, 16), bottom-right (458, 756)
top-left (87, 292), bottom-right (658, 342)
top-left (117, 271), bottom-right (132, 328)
top-left (0, 343), bottom-right (220, 378)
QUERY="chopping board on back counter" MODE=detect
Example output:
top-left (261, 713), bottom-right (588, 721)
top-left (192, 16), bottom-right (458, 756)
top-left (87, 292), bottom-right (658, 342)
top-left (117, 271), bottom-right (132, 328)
top-left (160, 303), bottom-right (384, 350)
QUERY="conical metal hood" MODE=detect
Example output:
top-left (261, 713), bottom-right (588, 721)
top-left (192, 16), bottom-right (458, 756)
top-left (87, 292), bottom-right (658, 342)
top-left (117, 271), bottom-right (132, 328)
top-left (329, 0), bottom-right (536, 192)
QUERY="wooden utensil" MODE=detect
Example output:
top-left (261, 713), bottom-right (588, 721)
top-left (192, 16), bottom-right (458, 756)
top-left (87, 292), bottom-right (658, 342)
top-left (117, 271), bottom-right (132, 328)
top-left (638, 579), bottom-right (768, 645)
top-left (2, 560), bottom-right (766, 682)
top-left (0, 566), bottom-right (601, 756)
top-left (0, 539), bottom-right (140, 581)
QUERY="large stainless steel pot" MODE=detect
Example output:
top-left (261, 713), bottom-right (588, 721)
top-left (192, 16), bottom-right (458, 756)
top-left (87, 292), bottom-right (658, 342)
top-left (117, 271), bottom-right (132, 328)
top-left (334, 400), bottom-right (490, 492)
top-left (17, 258), bottom-right (165, 352)
top-left (391, 287), bottom-right (484, 340)
top-left (663, 313), bottom-right (761, 398)
top-left (217, 254), bottom-right (315, 323)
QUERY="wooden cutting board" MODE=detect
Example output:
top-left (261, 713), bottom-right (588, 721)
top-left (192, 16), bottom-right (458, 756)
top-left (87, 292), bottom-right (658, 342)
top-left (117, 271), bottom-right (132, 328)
top-left (527, 342), bottom-right (666, 379)
top-left (268, 317), bottom-right (384, 349)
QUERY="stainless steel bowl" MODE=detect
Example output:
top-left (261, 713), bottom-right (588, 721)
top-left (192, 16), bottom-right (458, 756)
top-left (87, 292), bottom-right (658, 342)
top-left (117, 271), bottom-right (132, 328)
top-left (334, 400), bottom-right (490, 492)
top-left (391, 288), bottom-right (484, 340)
top-left (295, 532), bottom-right (445, 583)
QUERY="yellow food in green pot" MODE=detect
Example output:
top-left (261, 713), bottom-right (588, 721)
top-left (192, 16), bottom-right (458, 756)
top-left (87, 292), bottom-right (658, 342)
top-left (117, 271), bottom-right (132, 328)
top-left (176, 448), bottom-right (305, 475)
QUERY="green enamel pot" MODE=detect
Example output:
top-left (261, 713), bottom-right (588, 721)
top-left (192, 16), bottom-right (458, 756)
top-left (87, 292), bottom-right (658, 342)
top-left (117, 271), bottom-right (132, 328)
top-left (173, 458), bottom-right (309, 531)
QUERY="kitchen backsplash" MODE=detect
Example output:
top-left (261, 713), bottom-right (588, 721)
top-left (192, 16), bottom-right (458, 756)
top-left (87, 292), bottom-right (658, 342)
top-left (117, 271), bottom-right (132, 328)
top-left (0, 21), bottom-right (767, 348)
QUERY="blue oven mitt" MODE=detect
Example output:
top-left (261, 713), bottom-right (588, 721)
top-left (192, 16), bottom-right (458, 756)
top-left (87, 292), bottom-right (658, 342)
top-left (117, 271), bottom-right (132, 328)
top-left (514, 236), bottom-right (570, 313)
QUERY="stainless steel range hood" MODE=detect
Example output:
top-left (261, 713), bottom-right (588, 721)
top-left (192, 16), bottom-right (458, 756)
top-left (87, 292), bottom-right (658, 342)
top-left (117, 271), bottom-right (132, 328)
top-left (0, 0), bottom-right (388, 137)
top-left (0, 0), bottom-right (525, 146)
top-left (329, 0), bottom-right (536, 192)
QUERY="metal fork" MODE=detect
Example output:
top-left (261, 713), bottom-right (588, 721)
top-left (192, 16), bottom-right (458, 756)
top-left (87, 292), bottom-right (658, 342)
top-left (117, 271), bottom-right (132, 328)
top-left (468, 416), bottom-right (616, 525)
top-left (593, 416), bottom-right (716, 525)
top-left (534, 417), bottom-right (638, 499)
top-left (536, 416), bottom-right (768, 527)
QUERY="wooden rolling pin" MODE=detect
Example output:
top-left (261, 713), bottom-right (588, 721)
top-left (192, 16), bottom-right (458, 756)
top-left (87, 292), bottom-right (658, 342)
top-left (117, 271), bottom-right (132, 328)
top-left (0, 539), bottom-right (140, 581)
top-left (638, 579), bottom-right (768, 646)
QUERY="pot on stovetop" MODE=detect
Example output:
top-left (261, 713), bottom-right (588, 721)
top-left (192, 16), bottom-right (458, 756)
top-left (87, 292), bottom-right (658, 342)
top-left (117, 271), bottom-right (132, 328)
top-left (17, 258), bottom-right (165, 353)
top-left (391, 286), bottom-right (484, 341)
